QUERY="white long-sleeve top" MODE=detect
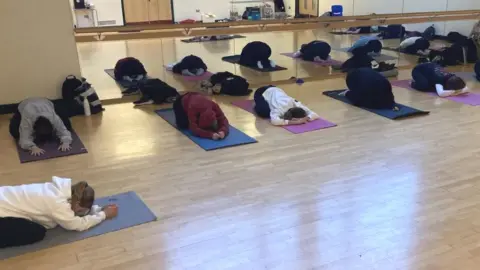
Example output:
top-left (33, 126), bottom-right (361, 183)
top-left (399, 37), bottom-right (422, 49)
top-left (0, 176), bottom-right (106, 231)
top-left (435, 84), bottom-right (470, 97)
top-left (18, 98), bottom-right (72, 150)
top-left (262, 87), bottom-right (319, 126)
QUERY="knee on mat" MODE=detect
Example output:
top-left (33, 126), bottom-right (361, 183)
top-left (240, 41), bottom-right (272, 68)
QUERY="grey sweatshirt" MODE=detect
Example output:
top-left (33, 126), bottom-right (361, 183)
top-left (18, 98), bottom-right (72, 150)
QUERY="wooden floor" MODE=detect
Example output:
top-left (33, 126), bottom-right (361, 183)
top-left (2, 30), bottom-right (480, 270)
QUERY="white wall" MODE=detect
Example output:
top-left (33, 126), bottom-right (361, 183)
top-left (0, 0), bottom-right (81, 104)
top-left (317, 0), bottom-right (479, 36)
top-left (173, 0), bottom-right (274, 22)
top-left (91, 0), bottom-right (124, 26)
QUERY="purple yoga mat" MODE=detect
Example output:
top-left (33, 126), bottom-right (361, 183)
top-left (16, 131), bottom-right (88, 163)
top-left (281, 53), bottom-right (343, 66)
top-left (391, 79), bottom-right (480, 106)
top-left (231, 99), bottom-right (336, 134)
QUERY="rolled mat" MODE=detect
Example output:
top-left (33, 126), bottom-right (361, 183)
top-left (16, 131), bottom-right (87, 163)
top-left (155, 109), bottom-right (257, 150)
top-left (280, 52), bottom-right (343, 66)
top-left (231, 99), bottom-right (337, 134)
top-left (0, 191), bottom-right (156, 260)
top-left (391, 79), bottom-right (480, 106)
top-left (221, 55), bottom-right (287, 72)
top-left (323, 89), bottom-right (429, 120)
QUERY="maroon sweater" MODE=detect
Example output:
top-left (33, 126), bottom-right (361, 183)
top-left (182, 93), bottom-right (229, 138)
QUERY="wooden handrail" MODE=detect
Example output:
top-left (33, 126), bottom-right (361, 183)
top-left (75, 10), bottom-right (480, 42)
top-left (74, 10), bottom-right (480, 34)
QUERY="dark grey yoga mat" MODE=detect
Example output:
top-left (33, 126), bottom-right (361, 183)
top-left (0, 191), bottom-right (156, 260)
top-left (181, 35), bottom-right (245, 43)
top-left (104, 69), bottom-right (151, 90)
top-left (221, 55), bottom-right (287, 72)
top-left (16, 131), bottom-right (87, 163)
top-left (333, 48), bottom-right (398, 61)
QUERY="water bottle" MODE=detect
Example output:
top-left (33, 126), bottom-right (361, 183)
top-left (83, 98), bottom-right (91, 116)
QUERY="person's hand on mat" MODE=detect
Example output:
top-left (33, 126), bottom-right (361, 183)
top-left (218, 131), bottom-right (226, 139)
top-left (103, 204), bottom-right (118, 219)
top-left (290, 118), bottom-right (308, 125)
top-left (30, 146), bottom-right (45, 156)
top-left (212, 133), bottom-right (221, 140)
top-left (58, 143), bottom-right (72, 152)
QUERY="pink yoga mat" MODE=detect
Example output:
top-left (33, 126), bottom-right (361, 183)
top-left (391, 79), bottom-right (480, 106)
top-left (231, 99), bottom-right (336, 134)
top-left (281, 53), bottom-right (343, 66)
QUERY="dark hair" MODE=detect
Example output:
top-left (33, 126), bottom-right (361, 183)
top-left (415, 38), bottom-right (430, 51)
top-left (367, 40), bottom-right (382, 53)
top-left (33, 116), bottom-right (54, 143)
top-left (445, 76), bottom-right (466, 90)
top-left (283, 107), bottom-right (307, 120)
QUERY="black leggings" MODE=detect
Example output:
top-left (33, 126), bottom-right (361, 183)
top-left (253, 86), bottom-right (272, 118)
top-left (0, 217), bottom-right (46, 248)
top-left (9, 103), bottom-right (72, 139)
top-left (173, 94), bottom-right (189, 130)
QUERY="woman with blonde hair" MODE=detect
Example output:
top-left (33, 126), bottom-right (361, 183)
top-left (0, 177), bottom-right (118, 248)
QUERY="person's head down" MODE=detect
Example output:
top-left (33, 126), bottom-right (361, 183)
top-left (33, 116), bottom-right (54, 143)
top-left (198, 108), bottom-right (218, 131)
top-left (70, 181), bottom-right (95, 216)
top-left (445, 76), bottom-right (466, 90)
top-left (367, 40), bottom-right (382, 53)
top-left (283, 107), bottom-right (307, 120)
top-left (415, 38), bottom-right (430, 51)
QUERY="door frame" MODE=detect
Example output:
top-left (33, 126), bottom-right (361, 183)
top-left (296, 0), bottom-right (319, 17)
top-left (121, 0), bottom-right (175, 25)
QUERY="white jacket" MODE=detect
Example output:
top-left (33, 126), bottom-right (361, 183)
top-left (262, 87), bottom-right (319, 125)
top-left (0, 177), bottom-right (106, 231)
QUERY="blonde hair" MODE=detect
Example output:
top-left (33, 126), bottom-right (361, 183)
top-left (71, 181), bottom-right (95, 209)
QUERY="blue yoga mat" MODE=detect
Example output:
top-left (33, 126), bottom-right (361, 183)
top-left (155, 109), bottom-right (257, 151)
top-left (323, 90), bottom-right (430, 120)
top-left (0, 191), bottom-right (156, 260)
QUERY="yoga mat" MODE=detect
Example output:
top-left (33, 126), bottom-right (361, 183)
top-left (280, 53), bottom-right (343, 66)
top-left (104, 69), bottom-right (150, 90)
top-left (221, 55), bottom-right (287, 72)
top-left (16, 131), bottom-right (87, 163)
top-left (231, 99), bottom-right (337, 134)
top-left (323, 90), bottom-right (429, 120)
top-left (391, 79), bottom-right (480, 106)
top-left (155, 109), bottom-right (257, 150)
top-left (165, 68), bottom-right (213, 81)
top-left (332, 48), bottom-right (398, 61)
top-left (0, 191), bottom-right (156, 260)
top-left (181, 35), bottom-right (245, 43)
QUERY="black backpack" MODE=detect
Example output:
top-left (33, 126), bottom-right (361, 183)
top-left (114, 57), bottom-right (147, 80)
top-left (139, 79), bottom-right (179, 104)
top-left (422, 25), bottom-right (436, 41)
top-left (210, 72), bottom-right (252, 96)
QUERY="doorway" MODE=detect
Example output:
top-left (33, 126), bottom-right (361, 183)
top-left (297, 0), bottom-right (318, 17)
